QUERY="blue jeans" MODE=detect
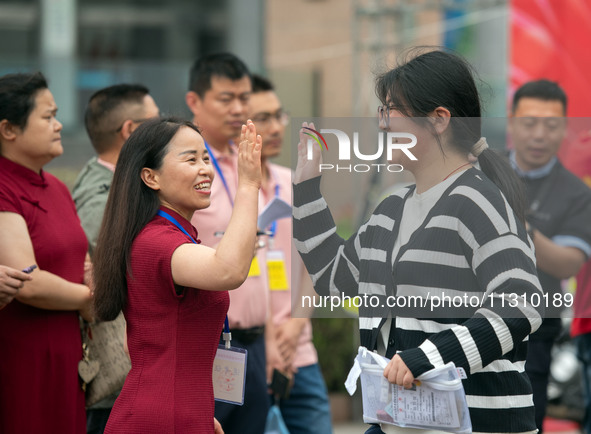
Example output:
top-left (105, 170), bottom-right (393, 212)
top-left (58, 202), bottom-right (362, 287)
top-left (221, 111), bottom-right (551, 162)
top-left (576, 334), bottom-right (591, 434)
top-left (275, 363), bottom-right (333, 434)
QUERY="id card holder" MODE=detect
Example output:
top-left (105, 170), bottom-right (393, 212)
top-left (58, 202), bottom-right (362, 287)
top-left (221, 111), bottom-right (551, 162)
top-left (266, 250), bottom-right (288, 291)
top-left (247, 256), bottom-right (261, 277)
top-left (213, 345), bottom-right (248, 405)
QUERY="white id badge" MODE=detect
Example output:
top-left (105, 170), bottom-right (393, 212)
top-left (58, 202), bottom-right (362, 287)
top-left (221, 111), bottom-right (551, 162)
top-left (213, 345), bottom-right (248, 405)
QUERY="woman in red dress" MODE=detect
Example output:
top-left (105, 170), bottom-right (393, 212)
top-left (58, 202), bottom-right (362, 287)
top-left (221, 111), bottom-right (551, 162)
top-left (0, 265), bottom-right (32, 309)
top-left (0, 72), bottom-right (93, 433)
top-left (92, 117), bottom-right (262, 433)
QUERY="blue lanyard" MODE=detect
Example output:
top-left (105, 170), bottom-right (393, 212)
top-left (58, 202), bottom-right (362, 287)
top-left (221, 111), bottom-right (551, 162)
top-left (203, 141), bottom-right (234, 207)
top-left (157, 209), bottom-right (196, 242)
top-left (157, 209), bottom-right (230, 334)
top-left (268, 184), bottom-right (280, 238)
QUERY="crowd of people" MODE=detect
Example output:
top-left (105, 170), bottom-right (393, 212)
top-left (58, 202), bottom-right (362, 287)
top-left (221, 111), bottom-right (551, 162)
top-left (0, 47), bottom-right (590, 434)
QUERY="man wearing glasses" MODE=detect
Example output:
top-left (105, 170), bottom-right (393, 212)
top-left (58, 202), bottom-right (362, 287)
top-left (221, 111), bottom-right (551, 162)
top-left (186, 53), bottom-right (274, 434)
top-left (72, 83), bottom-right (159, 434)
top-left (251, 74), bottom-right (333, 434)
top-left (508, 79), bottom-right (591, 433)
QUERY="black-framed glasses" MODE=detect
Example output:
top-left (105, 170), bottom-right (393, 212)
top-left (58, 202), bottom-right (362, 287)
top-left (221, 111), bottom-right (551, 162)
top-left (252, 111), bottom-right (290, 127)
top-left (114, 118), bottom-right (151, 133)
top-left (377, 105), bottom-right (397, 124)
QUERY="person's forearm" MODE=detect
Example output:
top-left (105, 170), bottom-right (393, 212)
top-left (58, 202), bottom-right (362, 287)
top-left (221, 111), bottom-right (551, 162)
top-left (16, 270), bottom-right (91, 311)
top-left (266, 313), bottom-right (285, 376)
top-left (532, 229), bottom-right (585, 279)
top-left (293, 178), bottom-right (359, 298)
top-left (286, 318), bottom-right (307, 336)
top-left (265, 314), bottom-right (275, 346)
top-left (214, 184), bottom-right (259, 279)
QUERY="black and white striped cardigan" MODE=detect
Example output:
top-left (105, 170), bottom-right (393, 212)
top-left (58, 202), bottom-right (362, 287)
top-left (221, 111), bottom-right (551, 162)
top-left (293, 168), bottom-right (543, 433)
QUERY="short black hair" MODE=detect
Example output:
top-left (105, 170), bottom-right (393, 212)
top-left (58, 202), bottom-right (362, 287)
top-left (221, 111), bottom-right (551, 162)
top-left (188, 52), bottom-right (251, 98)
top-left (84, 84), bottom-right (150, 153)
top-left (512, 79), bottom-right (567, 114)
top-left (0, 72), bottom-right (48, 130)
top-left (252, 74), bottom-right (274, 93)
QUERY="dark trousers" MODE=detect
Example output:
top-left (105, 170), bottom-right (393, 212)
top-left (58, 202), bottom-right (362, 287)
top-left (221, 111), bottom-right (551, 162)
top-left (215, 333), bottom-right (269, 434)
top-left (364, 424), bottom-right (385, 434)
top-left (576, 334), bottom-right (591, 434)
top-left (86, 408), bottom-right (112, 434)
top-left (526, 319), bottom-right (561, 434)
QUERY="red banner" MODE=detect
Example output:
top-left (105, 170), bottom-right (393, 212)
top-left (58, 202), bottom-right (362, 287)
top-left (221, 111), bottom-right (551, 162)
top-left (512, 1), bottom-right (591, 335)
top-left (510, 0), bottom-right (591, 117)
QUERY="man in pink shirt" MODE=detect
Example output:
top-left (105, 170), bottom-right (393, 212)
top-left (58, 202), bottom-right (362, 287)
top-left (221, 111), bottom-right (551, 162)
top-left (185, 53), bottom-right (273, 434)
top-left (251, 74), bottom-right (333, 434)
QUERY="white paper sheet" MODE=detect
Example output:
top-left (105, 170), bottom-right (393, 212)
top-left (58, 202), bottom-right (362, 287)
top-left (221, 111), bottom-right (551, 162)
top-left (257, 197), bottom-right (292, 230)
top-left (388, 382), bottom-right (460, 428)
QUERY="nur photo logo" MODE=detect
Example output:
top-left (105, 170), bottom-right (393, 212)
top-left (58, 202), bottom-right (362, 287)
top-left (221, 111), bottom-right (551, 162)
top-left (304, 126), bottom-right (418, 173)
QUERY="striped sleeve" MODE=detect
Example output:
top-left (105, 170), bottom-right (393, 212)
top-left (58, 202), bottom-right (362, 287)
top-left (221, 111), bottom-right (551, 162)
top-left (292, 177), bottom-right (360, 297)
top-left (399, 185), bottom-right (543, 378)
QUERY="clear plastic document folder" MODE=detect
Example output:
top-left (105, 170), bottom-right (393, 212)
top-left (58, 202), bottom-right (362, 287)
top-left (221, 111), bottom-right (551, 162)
top-left (345, 347), bottom-right (472, 433)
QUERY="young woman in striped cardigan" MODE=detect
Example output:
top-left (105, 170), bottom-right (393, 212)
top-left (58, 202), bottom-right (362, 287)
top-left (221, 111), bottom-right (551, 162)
top-left (293, 49), bottom-right (543, 433)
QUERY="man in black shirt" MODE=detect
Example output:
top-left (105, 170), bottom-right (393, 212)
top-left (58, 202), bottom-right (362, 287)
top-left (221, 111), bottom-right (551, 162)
top-left (509, 79), bottom-right (591, 433)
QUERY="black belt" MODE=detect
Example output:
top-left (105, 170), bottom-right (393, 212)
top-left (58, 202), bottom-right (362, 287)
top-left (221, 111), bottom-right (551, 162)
top-left (225, 326), bottom-right (265, 345)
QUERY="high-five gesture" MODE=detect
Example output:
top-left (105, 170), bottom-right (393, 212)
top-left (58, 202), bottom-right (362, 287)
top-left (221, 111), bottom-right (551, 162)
top-left (294, 121), bottom-right (323, 184)
top-left (237, 120), bottom-right (263, 190)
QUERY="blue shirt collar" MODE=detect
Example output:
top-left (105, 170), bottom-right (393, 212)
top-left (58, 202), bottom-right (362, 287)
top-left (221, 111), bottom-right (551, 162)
top-left (509, 151), bottom-right (557, 179)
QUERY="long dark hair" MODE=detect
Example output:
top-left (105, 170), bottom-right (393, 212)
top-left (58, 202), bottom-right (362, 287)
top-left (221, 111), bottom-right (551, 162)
top-left (93, 117), bottom-right (201, 321)
top-left (376, 48), bottom-right (526, 223)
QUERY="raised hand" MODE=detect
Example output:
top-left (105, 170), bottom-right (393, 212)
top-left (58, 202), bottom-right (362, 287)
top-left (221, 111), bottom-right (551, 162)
top-left (294, 121), bottom-right (322, 184)
top-left (237, 120), bottom-right (263, 190)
